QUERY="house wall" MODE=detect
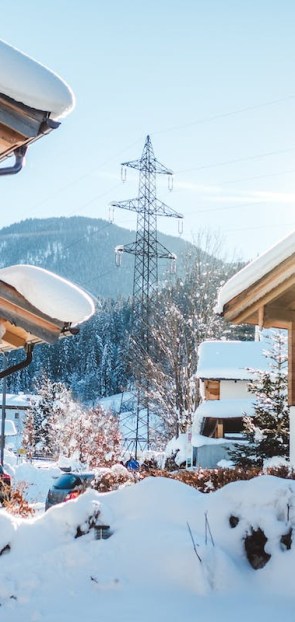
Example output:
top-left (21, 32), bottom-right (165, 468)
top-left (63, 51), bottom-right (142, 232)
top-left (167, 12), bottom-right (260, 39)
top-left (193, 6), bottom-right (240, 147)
top-left (193, 443), bottom-right (233, 468)
top-left (5, 408), bottom-right (26, 450)
top-left (219, 380), bottom-right (250, 400)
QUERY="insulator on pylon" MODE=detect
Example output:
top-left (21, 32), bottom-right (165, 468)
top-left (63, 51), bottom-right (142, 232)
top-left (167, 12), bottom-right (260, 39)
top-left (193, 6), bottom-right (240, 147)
top-left (178, 219), bottom-right (183, 235)
top-left (170, 258), bottom-right (177, 274)
top-left (109, 205), bottom-right (115, 222)
top-left (115, 245), bottom-right (124, 267)
top-left (168, 175), bottom-right (174, 192)
top-left (121, 165), bottom-right (127, 183)
top-left (168, 252), bottom-right (177, 274)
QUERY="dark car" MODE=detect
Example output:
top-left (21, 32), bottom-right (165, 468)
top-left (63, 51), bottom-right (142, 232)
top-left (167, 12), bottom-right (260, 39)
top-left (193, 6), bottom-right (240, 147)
top-left (0, 465), bottom-right (11, 503)
top-left (45, 472), bottom-right (94, 511)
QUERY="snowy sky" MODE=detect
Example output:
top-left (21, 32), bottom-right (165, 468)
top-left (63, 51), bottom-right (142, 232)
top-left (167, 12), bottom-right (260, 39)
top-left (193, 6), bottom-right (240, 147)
top-left (0, 0), bottom-right (295, 262)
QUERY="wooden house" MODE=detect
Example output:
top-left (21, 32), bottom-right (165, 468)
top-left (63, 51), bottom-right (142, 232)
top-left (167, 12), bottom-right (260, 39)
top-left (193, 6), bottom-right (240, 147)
top-left (216, 229), bottom-right (295, 464)
top-left (192, 340), bottom-right (269, 467)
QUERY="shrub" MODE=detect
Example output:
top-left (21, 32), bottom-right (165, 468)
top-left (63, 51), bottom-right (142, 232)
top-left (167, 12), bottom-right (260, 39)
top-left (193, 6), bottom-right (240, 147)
top-left (4, 482), bottom-right (34, 517)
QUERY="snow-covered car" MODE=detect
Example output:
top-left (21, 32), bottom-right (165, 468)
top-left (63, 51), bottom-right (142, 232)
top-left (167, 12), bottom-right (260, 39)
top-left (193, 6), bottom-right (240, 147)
top-left (0, 465), bottom-right (11, 503)
top-left (45, 472), bottom-right (94, 511)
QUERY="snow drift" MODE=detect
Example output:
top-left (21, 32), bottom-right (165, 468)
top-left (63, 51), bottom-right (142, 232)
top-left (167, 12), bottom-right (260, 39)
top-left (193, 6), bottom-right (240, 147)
top-left (0, 475), bottom-right (295, 621)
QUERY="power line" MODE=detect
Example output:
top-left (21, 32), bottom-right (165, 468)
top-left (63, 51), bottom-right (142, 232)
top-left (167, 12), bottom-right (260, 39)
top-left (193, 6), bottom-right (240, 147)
top-left (63, 221), bottom-right (113, 252)
top-left (151, 94), bottom-right (295, 136)
top-left (186, 200), bottom-right (273, 215)
top-left (214, 168), bottom-right (295, 187)
top-left (226, 221), bottom-right (295, 233)
top-left (15, 139), bottom-right (145, 223)
top-left (175, 146), bottom-right (295, 175)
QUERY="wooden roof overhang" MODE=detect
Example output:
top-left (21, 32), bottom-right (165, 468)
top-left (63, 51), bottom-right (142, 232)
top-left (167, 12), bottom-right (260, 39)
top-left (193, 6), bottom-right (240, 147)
top-left (0, 277), bottom-right (73, 354)
top-left (221, 251), bottom-right (295, 331)
top-left (0, 91), bottom-right (59, 165)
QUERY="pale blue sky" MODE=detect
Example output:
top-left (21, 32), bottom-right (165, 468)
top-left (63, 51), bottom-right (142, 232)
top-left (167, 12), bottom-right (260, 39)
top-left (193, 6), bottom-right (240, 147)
top-left (1, 0), bottom-right (295, 261)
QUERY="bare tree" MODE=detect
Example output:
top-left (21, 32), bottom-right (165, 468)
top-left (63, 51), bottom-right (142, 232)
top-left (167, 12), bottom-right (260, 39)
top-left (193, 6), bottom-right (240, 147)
top-left (145, 230), bottom-right (250, 440)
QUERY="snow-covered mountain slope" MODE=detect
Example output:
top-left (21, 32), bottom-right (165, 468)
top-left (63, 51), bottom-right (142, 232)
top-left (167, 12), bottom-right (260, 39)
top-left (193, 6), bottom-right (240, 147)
top-left (0, 216), bottom-right (192, 299)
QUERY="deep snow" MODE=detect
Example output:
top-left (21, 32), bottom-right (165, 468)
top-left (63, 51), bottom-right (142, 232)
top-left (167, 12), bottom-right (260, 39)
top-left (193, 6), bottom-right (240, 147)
top-left (0, 265), bottom-right (95, 325)
top-left (0, 39), bottom-right (74, 119)
top-left (0, 459), bottom-right (295, 622)
top-left (197, 339), bottom-right (270, 380)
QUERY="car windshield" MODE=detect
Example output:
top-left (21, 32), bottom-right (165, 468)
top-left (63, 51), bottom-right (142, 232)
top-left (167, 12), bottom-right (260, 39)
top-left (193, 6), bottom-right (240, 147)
top-left (54, 474), bottom-right (81, 490)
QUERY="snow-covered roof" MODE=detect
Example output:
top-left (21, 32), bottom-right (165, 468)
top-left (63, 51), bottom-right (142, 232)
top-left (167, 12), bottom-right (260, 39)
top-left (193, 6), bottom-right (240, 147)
top-left (0, 393), bottom-right (36, 408)
top-left (194, 398), bottom-right (255, 419)
top-left (0, 265), bottom-right (95, 325)
top-left (216, 228), bottom-right (295, 314)
top-left (0, 39), bottom-right (74, 120)
top-left (197, 340), bottom-right (269, 380)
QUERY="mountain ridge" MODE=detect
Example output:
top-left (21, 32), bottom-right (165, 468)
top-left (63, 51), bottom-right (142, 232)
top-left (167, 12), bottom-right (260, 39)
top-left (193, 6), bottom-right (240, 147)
top-left (0, 216), bottom-right (192, 299)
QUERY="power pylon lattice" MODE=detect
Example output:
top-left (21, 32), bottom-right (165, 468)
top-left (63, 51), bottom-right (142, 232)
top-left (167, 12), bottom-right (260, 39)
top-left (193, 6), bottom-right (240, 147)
top-left (111, 135), bottom-right (183, 457)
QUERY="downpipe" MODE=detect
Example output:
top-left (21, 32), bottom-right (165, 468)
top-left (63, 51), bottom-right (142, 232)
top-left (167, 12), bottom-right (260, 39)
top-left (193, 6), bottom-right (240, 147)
top-left (0, 343), bottom-right (34, 465)
top-left (0, 145), bottom-right (27, 176)
top-left (0, 342), bottom-right (34, 380)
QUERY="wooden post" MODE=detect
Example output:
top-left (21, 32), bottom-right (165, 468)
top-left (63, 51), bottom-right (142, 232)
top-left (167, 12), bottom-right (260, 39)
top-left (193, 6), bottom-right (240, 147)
top-left (288, 323), bottom-right (295, 466)
top-left (217, 419), bottom-right (223, 439)
top-left (258, 306), bottom-right (264, 330)
top-left (288, 323), bottom-right (295, 406)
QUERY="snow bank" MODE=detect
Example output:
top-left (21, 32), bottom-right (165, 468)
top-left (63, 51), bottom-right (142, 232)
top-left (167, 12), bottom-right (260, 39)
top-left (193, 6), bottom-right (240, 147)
top-left (0, 264), bottom-right (95, 324)
top-left (0, 39), bottom-right (74, 119)
top-left (10, 462), bottom-right (61, 504)
top-left (165, 433), bottom-right (189, 465)
top-left (0, 476), bottom-right (295, 622)
top-left (194, 397), bottom-right (255, 419)
top-left (0, 475), bottom-right (295, 621)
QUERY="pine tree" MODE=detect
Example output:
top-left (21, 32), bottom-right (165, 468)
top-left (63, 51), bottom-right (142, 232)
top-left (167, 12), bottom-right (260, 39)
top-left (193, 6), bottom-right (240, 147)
top-left (29, 374), bottom-right (70, 457)
top-left (230, 331), bottom-right (289, 467)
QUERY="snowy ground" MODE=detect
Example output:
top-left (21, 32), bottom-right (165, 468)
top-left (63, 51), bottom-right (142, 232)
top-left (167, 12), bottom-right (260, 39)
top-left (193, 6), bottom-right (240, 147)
top-left (1, 456), bottom-right (295, 621)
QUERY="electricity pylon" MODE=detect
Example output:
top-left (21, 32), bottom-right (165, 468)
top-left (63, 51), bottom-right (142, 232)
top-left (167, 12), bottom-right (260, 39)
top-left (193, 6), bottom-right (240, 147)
top-left (111, 135), bottom-right (183, 457)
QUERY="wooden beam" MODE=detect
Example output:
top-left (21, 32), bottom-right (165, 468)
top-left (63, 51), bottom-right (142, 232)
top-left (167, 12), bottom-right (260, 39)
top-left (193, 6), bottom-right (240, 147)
top-left (288, 323), bottom-right (295, 406)
top-left (258, 306), bottom-right (264, 329)
top-left (224, 273), bottom-right (295, 325)
top-left (223, 254), bottom-right (295, 322)
top-left (1, 329), bottom-right (26, 349)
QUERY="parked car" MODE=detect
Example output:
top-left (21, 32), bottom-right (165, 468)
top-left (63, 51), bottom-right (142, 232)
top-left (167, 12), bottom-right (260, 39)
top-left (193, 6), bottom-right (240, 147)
top-left (0, 465), bottom-right (11, 503)
top-left (45, 472), bottom-right (94, 511)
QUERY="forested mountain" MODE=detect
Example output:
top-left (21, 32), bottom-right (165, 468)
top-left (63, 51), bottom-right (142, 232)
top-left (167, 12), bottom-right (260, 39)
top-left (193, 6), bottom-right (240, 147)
top-left (0, 218), bottom-right (253, 411)
top-left (0, 216), bottom-right (191, 298)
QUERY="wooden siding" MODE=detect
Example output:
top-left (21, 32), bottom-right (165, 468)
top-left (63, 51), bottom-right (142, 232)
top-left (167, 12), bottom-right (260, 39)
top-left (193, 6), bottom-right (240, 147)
top-left (204, 380), bottom-right (220, 400)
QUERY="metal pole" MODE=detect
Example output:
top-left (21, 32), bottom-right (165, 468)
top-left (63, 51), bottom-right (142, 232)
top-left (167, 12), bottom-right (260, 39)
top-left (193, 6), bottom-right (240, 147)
top-left (0, 354), bottom-right (7, 466)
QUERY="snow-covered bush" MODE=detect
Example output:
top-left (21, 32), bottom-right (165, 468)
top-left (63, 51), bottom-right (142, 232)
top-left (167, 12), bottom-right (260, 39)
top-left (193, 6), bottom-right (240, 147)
top-left (92, 464), bottom-right (136, 492)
